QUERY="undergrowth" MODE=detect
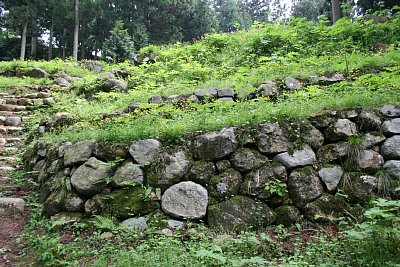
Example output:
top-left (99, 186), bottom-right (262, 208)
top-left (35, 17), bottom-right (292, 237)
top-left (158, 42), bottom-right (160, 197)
top-left (22, 190), bottom-right (400, 266)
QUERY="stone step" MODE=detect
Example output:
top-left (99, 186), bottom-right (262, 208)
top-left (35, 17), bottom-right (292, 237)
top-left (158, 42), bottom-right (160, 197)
top-left (5, 99), bottom-right (18, 105)
top-left (0, 156), bottom-right (18, 164)
top-left (0, 147), bottom-right (19, 155)
top-left (0, 198), bottom-right (26, 217)
top-left (0, 138), bottom-right (24, 146)
top-left (0, 126), bottom-right (23, 135)
top-left (0, 166), bottom-right (17, 172)
top-left (0, 176), bottom-right (13, 186)
top-left (0, 116), bottom-right (22, 127)
top-left (0, 111), bottom-right (29, 117)
top-left (0, 104), bottom-right (27, 112)
top-left (4, 137), bottom-right (24, 144)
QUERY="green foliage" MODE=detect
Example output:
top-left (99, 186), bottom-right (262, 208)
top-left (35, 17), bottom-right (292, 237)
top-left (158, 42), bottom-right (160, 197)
top-left (264, 177), bottom-right (287, 197)
top-left (344, 198), bottom-right (400, 266)
top-left (103, 20), bottom-right (135, 63)
top-left (90, 215), bottom-right (119, 233)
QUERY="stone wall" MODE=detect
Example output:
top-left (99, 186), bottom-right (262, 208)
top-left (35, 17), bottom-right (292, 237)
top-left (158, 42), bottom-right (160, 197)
top-left (23, 105), bottom-right (400, 231)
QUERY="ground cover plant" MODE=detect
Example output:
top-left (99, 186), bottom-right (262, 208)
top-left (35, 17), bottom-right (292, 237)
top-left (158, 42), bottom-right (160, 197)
top-left (21, 183), bottom-right (400, 267)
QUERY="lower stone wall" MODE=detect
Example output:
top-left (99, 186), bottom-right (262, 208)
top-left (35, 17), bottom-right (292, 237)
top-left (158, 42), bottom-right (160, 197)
top-left (23, 105), bottom-right (400, 230)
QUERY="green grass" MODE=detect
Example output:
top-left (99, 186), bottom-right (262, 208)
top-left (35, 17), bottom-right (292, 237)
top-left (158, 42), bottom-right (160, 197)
top-left (0, 59), bottom-right (93, 77)
top-left (38, 68), bottom-right (400, 144)
top-left (0, 76), bottom-right (52, 91)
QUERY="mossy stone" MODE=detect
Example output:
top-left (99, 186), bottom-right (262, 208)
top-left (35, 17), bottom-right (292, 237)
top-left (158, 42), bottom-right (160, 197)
top-left (304, 193), bottom-right (364, 223)
top-left (208, 196), bottom-right (275, 232)
top-left (274, 206), bottom-right (302, 226)
top-left (105, 187), bottom-right (159, 219)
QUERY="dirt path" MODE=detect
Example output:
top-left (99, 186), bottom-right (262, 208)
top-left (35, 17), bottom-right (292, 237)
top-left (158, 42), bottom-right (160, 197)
top-left (0, 91), bottom-right (51, 267)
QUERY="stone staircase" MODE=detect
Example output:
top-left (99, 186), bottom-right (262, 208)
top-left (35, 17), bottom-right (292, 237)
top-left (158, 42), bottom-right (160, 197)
top-left (0, 90), bottom-right (52, 266)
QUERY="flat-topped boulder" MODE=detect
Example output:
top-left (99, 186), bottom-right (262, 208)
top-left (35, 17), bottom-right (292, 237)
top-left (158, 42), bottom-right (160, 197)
top-left (194, 127), bottom-right (237, 161)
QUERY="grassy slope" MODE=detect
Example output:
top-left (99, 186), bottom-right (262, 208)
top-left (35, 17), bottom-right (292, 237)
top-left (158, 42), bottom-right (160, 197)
top-left (1, 16), bottom-right (400, 144)
top-left (2, 16), bottom-right (400, 267)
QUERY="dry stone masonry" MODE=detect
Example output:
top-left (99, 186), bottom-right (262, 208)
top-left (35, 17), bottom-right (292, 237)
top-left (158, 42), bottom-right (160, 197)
top-left (23, 105), bottom-right (400, 231)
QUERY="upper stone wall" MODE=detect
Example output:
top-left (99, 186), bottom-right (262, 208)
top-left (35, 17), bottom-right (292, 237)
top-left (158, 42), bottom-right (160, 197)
top-left (23, 104), bottom-right (400, 231)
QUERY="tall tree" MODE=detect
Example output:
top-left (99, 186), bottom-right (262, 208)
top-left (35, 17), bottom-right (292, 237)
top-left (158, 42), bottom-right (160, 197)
top-left (292, 0), bottom-right (329, 21)
top-left (103, 20), bottom-right (135, 62)
top-left (215, 0), bottom-right (243, 32)
top-left (73, 0), bottom-right (79, 60)
top-left (183, 0), bottom-right (218, 41)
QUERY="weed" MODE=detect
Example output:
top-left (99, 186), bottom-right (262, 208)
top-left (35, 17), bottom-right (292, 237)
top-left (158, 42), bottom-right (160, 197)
top-left (264, 177), bottom-right (288, 197)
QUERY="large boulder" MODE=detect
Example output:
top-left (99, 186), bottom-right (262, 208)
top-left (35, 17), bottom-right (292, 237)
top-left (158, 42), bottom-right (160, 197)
top-left (285, 77), bottom-right (301, 90)
top-left (381, 135), bottom-right (400, 160)
top-left (288, 166), bottom-right (324, 208)
top-left (382, 118), bottom-right (400, 135)
top-left (256, 122), bottom-right (293, 154)
top-left (273, 145), bottom-right (316, 169)
top-left (230, 148), bottom-right (268, 172)
top-left (194, 127), bottom-right (237, 161)
top-left (208, 196), bottom-right (275, 231)
top-left (188, 161), bottom-right (216, 186)
top-left (194, 88), bottom-right (218, 101)
top-left (161, 181), bottom-right (208, 220)
top-left (304, 193), bottom-right (362, 223)
top-left (240, 163), bottom-right (287, 199)
top-left (70, 157), bottom-right (112, 197)
top-left (324, 119), bottom-right (358, 142)
top-left (64, 194), bottom-right (85, 212)
top-left (274, 206), bottom-right (302, 226)
top-left (105, 187), bottom-right (159, 219)
top-left (380, 104), bottom-right (400, 117)
top-left (121, 217), bottom-right (148, 232)
top-left (358, 110), bottom-right (382, 131)
top-left (318, 165), bottom-right (343, 192)
top-left (129, 139), bottom-right (161, 165)
top-left (298, 122), bottom-right (325, 150)
top-left (354, 150), bottom-right (384, 172)
top-left (257, 81), bottom-right (279, 97)
top-left (384, 160), bottom-right (400, 180)
top-left (147, 150), bottom-right (192, 191)
top-left (93, 142), bottom-right (129, 162)
top-left (43, 191), bottom-right (65, 216)
top-left (27, 68), bottom-right (49, 78)
top-left (362, 132), bottom-right (386, 149)
top-left (80, 60), bottom-right (104, 72)
top-left (112, 161), bottom-right (144, 187)
top-left (317, 142), bottom-right (350, 163)
top-left (342, 173), bottom-right (377, 203)
top-left (64, 140), bottom-right (96, 167)
top-left (103, 78), bottom-right (127, 92)
top-left (217, 88), bottom-right (235, 98)
top-left (209, 169), bottom-right (243, 199)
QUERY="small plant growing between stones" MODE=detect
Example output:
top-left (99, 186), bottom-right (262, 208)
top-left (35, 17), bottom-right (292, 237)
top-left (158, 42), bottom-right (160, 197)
top-left (345, 135), bottom-right (366, 171)
top-left (264, 177), bottom-right (287, 197)
top-left (140, 185), bottom-right (161, 201)
top-left (375, 168), bottom-right (392, 197)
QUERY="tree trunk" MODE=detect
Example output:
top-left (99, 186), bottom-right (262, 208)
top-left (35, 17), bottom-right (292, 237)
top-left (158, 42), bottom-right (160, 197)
top-left (80, 21), bottom-right (86, 59)
top-left (332, 0), bottom-right (341, 24)
top-left (48, 23), bottom-right (53, 60)
top-left (20, 22), bottom-right (28, 60)
top-left (62, 26), bottom-right (67, 60)
top-left (73, 0), bottom-right (79, 61)
top-left (30, 36), bottom-right (37, 60)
